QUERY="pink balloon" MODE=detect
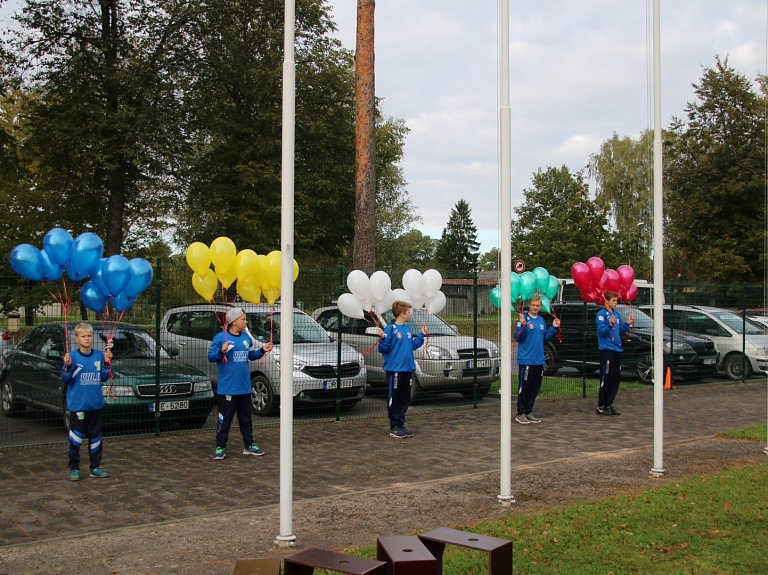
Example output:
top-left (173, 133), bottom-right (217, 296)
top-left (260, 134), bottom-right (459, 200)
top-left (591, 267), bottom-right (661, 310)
top-left (625, 284), bottom-right (639, 301)
top-left (587, 257), bottom-right (605, 284)
top-left (599, 269), bottom-right (621, 293)
top-left (571, 262), bottom-right (592, 290)
top-left (617, 265), bottom-right (635, 289)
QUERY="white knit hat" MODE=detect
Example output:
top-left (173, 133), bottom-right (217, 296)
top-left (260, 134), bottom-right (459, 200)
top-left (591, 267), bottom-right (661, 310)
top-left (226, 307), bottom-right (246, 325)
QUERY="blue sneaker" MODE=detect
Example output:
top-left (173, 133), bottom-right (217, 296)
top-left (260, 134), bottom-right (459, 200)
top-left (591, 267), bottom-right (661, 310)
top-left (69, 469), bottom-right (81, 481)
top-left (401, 425), bottom-right (414, 437)
top-left (89, 467), bottom-right (110, 478)
top-left (213, 447), bottom-right (227, 460)
top-left (243, 444), bottom-right (265, 456)
top-left (389, 426), bottom-right (406, 438)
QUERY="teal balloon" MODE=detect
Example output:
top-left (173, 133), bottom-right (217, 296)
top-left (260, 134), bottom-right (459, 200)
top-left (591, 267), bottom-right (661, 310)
top-left (520, 271), bottom-right (537, 300)
top-left (489, 286), bottom-right (502, 309)
top-left (510, 273), bottom-right (521, 302)
top-left (533, 267), bottom-right (550, 293)
top-left (540, 294), bottom-right (552, 314)
top-left (546, 275), bottom-right (560, 299)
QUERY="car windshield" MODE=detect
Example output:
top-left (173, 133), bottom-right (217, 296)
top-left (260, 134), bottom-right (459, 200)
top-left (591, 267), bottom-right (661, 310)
top-left (382, 310), bottom-right (458, 336)
top-left (709, 310), bottom-right (765, 335)
top-left (616, 305), bottom-right (653, 329)
top-left (91, 327), bottom-right (170, 359)
top-left (246, 311), bottom-right (330, 344)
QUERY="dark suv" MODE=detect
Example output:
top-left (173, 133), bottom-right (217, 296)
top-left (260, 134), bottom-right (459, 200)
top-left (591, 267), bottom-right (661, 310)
top-left (543, 303), bottom-right (719, 383)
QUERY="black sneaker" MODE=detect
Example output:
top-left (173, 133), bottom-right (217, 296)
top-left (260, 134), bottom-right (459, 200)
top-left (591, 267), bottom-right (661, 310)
top-left (401, 426), bottom-right (414, 437)
top-left (596, 406), bottom-right (607, 415)
top-left (389, 427), bottom-right (406, 438)
top-left (607, 405), bottom-right (620, 415)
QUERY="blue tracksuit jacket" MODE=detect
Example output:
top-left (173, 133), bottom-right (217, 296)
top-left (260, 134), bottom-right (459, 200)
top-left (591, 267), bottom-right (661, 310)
top-left (61, 349), bottom-right (111, 411)
top-left (596, 307), bottom-right (631, 352)
top-left (208, 330), bottom-right (267, 395)
top-left (514, 313), bottom-right (558, 365)
top-left (378, 323), bottom-right (425, 372)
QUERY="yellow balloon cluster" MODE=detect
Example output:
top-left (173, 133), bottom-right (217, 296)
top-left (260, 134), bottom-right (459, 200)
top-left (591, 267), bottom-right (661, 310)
top-left (185, 239), bottom-right (299, 305)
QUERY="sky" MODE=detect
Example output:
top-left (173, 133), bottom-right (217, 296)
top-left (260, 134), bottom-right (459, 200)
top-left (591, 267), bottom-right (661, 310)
top-left (2, 1), bottom-right (766, 255)
top-left (325, 0), bottom-right (768, 253)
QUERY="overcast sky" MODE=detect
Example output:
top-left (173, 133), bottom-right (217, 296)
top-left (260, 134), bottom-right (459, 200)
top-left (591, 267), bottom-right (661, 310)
top-left (326, 0), bottom-right (767, 253)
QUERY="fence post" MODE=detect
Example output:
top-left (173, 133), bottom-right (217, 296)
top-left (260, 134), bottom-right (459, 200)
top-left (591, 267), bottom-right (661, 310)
top-left (154, 257), bottom-right (162, 436)
top-left (669, 280), bottom-right (675, 378)
top-left (335, 266), bottom-right (344, 421)
top-left (742, 282), bottom-right (747, 383)
top-left (472, 270), bottom-right (479, 408)
top-left (581, 300), bottom-right (587, 398)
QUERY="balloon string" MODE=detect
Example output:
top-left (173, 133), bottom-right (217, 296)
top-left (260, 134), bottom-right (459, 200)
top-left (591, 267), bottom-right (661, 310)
top-left (548, 305), bottom-right (563, 343)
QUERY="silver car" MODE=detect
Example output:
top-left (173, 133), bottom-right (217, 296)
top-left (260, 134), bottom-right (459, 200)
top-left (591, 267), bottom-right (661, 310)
top-left (159, 303), bottom-right (367, 415)
top-left (312, 305), bottom-right (501, 399)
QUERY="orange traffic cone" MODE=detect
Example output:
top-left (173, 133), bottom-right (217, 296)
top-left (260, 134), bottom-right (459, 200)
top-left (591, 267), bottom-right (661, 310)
top-left (664, 367), bottom-right (672, 390)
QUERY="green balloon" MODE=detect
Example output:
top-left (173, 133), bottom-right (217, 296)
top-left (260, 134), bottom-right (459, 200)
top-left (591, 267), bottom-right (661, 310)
top-left (540, 294), bottom-right (552, 314)
top-left (520, 271), bottom-right (537, 301)
top-left (490, 286), bottom-right (502, 309)
top-left (533, 266), bottom-right (550, 293)
top-left (546, 275), bottom-right (560, 299)
top-left (511, 273), bottom-right (521, 302)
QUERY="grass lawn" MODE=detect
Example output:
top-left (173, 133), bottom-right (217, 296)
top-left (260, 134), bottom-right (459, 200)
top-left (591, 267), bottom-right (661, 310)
top-left (323, 429), bottom-right (768, 574)
top-left (490, 376), bottom-right (649, 398)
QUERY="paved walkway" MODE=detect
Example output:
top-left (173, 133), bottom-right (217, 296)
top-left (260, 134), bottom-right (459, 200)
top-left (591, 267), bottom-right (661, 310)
top-left (0, 380), bottom-right (765, 573)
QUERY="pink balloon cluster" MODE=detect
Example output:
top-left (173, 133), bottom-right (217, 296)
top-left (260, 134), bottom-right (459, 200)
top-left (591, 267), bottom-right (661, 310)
top-left (570, 257), bottom-right (638, 305)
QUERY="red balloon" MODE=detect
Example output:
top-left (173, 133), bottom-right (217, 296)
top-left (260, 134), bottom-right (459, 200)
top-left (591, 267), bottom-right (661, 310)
top-left (625, 284), bottom-right (639, 301)
top-left (599, 269), bottom-right (621, 293)
top-left (587, 257), bottom-right (605, 284)
top-left (579, 288), bottom-right (596, 303)
top-left (571, 262), bottom-right (591, 289)
top-left (617, 265), bottom-right (635, 289)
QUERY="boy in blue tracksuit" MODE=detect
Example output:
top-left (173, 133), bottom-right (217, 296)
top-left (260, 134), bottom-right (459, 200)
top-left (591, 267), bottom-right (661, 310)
top-left (61, 322), bottom-right (112, 481)
top-left (514, 294), bottom-right (560, 424)
top-left (208, 307), bottom-right (273, 460)
top-left (596, 290), bottom-right (634, 415)
top-left (377, 300), bottom-right (427, 438)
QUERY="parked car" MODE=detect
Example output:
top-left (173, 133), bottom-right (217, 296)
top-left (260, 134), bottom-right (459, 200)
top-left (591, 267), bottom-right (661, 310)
top-left (0, 322), bottom-right (215, 429)
top-left (159, 303), bottom-right (367, 416)
top-left (642, 305), bottom-right (767, 380)
top-left (737, 309), bottom-right (768, 330)
top-left (544, 303), bottom-right (719, 383)
top-left (311, 305), bottom-right (501, 400)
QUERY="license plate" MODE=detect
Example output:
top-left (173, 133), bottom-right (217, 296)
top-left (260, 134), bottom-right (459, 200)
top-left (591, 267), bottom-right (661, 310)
top-left (324, 380), bottom-right (354, 390)
top-left (466, 359), bottom-right (491, 369)
top-left (149, 400), bottom-right (189, 412)
top-left (703, 358), bottom-right (717, 365)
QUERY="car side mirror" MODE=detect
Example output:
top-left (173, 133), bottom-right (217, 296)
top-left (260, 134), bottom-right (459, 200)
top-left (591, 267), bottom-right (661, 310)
top-left (166, 345), bottom-right (180, 357)
top-left (364, 327), bottom-right (380, 336)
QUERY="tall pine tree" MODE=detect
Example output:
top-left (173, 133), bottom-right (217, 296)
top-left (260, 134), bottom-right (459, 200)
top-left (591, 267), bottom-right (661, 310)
top-left (435, 199), bottom-right (480, 271)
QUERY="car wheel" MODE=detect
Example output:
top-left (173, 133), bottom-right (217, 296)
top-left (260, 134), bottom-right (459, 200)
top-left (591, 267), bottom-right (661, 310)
top-left (543, 343), bottom-right (560, 376)
top-left (723, 354), bottom-right (752, 381)
top-left (460, 382), bottom-right (491, 400)
top-left (1, 378), bottom-right (25, 416)
top-left (635, 351), bottom-right (653, 384)
top-left (251, 374), bottom-right (276, 416)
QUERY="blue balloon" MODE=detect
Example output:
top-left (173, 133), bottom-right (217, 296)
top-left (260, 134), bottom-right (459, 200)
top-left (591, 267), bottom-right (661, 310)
top-left (64, 261), bottom-right (78, 282)
top-left (43, 228), bottom-right (73, 267)
top-left (10, 244), bottom-right (45, 281)
top-left (80, 281), bottom-right (107, 313)
top-left (39, 249), bottom-right (63, 282)
top-left (124, 258), bottom-right (153, 298)
top-left (70, 233), bottom-right (104, 280)
top-left (108, 292), bottom-right (135, 313)
top-left (90, 258), bottom-right (110, 297)
top-left (103, 255), bottom-right (133, 296)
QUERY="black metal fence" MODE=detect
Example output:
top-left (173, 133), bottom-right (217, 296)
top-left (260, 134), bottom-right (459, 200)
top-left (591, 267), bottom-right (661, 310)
top-left (0, 261), bottom-right (764, 450)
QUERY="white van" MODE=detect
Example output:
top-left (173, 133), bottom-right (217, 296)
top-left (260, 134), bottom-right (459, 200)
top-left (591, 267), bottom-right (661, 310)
top-left (556, 278), bottom-right (661, 306)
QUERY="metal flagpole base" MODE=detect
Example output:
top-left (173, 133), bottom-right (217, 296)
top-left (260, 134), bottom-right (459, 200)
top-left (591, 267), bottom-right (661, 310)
top-left (649, 467), bottom-right (666, 478)
top-left (763, 446), bottom-right (768, 455)
top-left (497, 494), bottom-right (516, 506)
top-left (274, 534), bottom-right (297, 549)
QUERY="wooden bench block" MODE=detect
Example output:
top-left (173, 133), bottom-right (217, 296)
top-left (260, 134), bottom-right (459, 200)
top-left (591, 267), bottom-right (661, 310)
top-left (376, 535), bottom-right (437, 575)
top-left (418, 527), bottom-right (513, 575)
top-left (283, 548), bottom-right (387, 575)
top-left (232, 557), bottom-right (281, 575)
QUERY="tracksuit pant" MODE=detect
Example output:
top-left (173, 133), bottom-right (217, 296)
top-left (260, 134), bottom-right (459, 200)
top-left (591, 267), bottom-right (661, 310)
top-left (68, 409), bottom-right (103, 471)
top-left (216, 393), bottom-right (254, 449)
top-left (386, 371), bottom-right (412, 429)
top-left (517, 364), bottom-right (544, 415)
top-left (599, 349), bottom-right (622, 407)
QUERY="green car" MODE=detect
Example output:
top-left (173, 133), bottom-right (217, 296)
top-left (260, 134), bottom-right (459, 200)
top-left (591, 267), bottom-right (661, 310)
top-left (0, 322), bottom-right (214, 432)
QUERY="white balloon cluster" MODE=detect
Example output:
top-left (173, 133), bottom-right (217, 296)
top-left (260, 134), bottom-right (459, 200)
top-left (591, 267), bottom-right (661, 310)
top-left (337, 269), bottom-right (446, 319)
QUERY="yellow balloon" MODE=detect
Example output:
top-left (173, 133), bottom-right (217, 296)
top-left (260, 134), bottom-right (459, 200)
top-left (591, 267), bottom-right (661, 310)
top-left (234, 249), bottom-right (260, 282)
top-left (264, 286), bottom-right (281, 306)
top-left (293, 259), bottom-right (299, 282)
top-left (192, 270), bottom-right (218, 301)
top-left (264, 250), bottom-right (282, 288)
top-left (210, 237), bottom-right (236, 273)
top-left (216, 264), bottom-right (238, 289)
top-left (185, 242), bottom-right (211, 276)
top-left (237, 276), bottom-right (262, 304)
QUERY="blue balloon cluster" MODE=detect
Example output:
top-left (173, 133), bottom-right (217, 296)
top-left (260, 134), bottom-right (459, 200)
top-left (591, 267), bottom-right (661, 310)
top-left (9, 228), bottom-right (153, 313)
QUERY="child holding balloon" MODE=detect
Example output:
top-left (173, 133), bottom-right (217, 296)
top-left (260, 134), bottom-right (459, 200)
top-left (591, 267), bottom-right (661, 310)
top-left (596, 290), bottom-right (634, 415)
top-left (514, 294), bottom-right (560, 424)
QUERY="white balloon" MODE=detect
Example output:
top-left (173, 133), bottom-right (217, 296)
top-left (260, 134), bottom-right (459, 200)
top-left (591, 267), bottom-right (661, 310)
top-left (369, 270), bottom-right (391, 302)
top-left (422, 269), bottom-right (443, 299)
top-left (413, 296), bottom-right (426, 311)
top-left (347, 269), bottom-right (370, 302)
top-left (402, 269), bottom-right (423, 300)
top-left (427, 290), bottom-right (447, 314)
top-left (338, 293), bottom-right (364, 319)
top-left (392, 288), bottom-right (412, 305)
top-left (377, 289), bottom-right (395, 315)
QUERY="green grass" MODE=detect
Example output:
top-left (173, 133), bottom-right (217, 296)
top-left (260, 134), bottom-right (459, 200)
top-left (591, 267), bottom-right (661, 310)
top-left (489, 376), bottom-right (648, 398)
top-left (718, 424), bottom-right (768, 442)
top-left (321, 459), bottom-right (768, 574)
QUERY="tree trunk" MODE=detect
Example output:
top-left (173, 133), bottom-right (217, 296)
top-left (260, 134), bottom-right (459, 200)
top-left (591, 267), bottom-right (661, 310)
top-left (353, 0), bottom-right (376, 272)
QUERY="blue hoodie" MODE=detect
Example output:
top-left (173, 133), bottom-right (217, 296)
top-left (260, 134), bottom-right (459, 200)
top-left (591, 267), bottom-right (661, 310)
top-left (596, 307), bottom-right (631, 352)
top-left (514, 313), bottom-right (558, 365)
top-left (208, 330), bottom-right (267, 395)
top-left (378, 323), bottom-right (425, 373)
top-left (61, 349), bottom-right (111, 411)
